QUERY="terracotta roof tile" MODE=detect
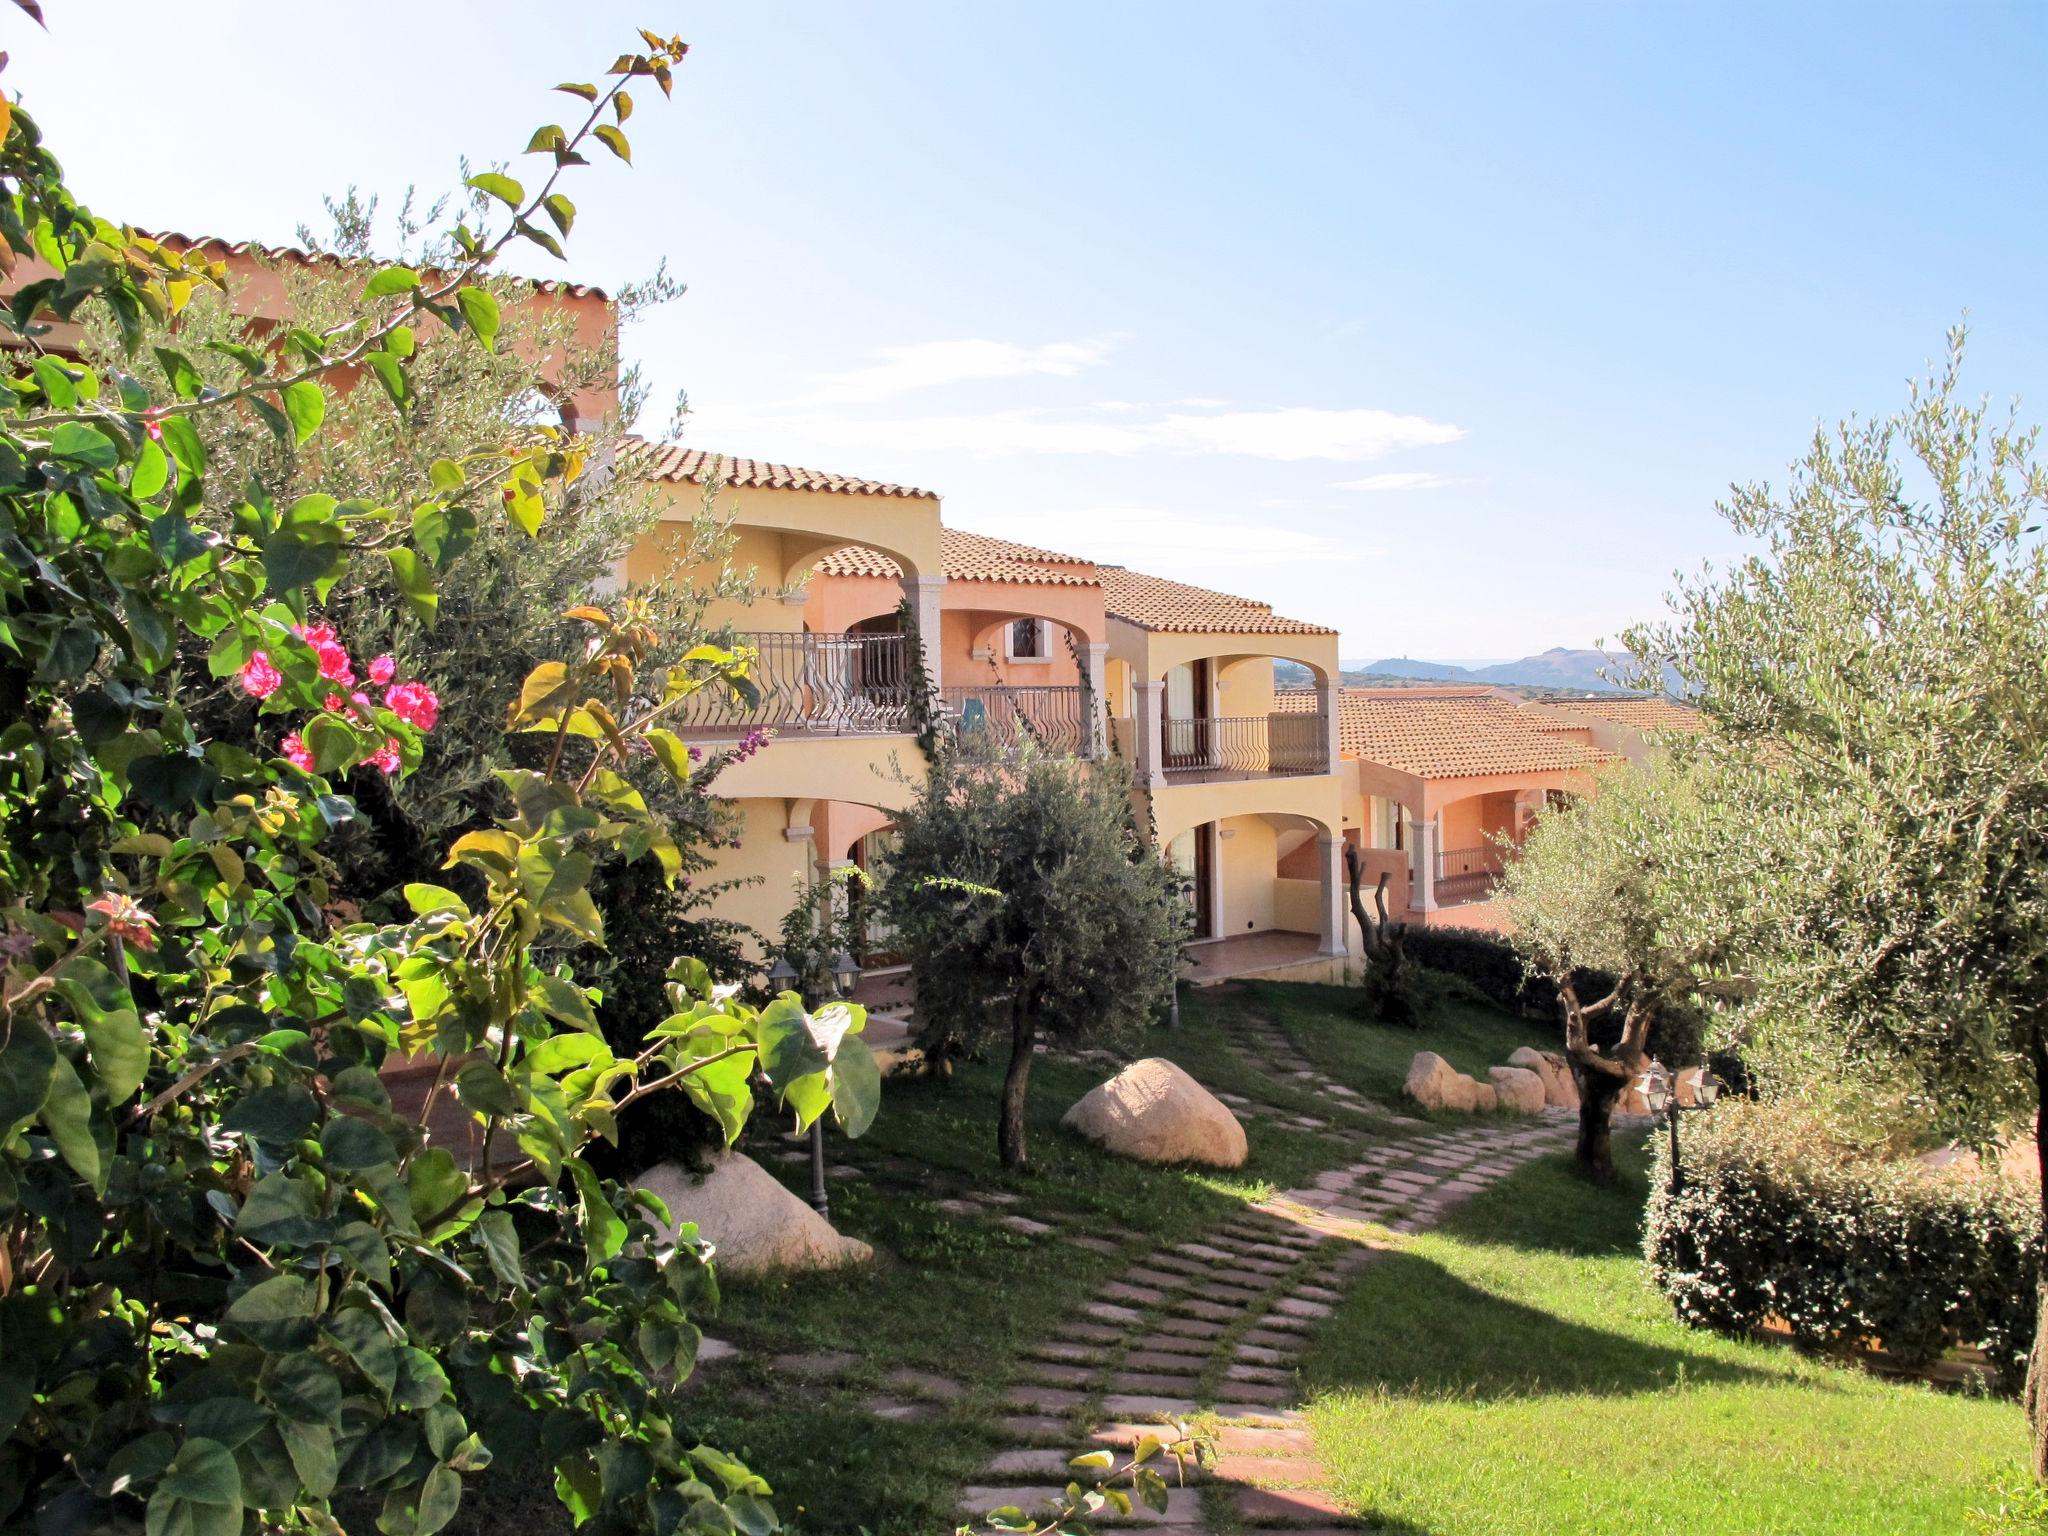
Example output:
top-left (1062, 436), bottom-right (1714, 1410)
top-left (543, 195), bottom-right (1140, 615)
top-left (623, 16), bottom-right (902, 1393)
top-left (1099, 566), bottom-right (1335, 636)
top-left (1538, 696), bottom-right (1703, 733)
top-left (1275, 688), bottom-right (1619, 778)
top-left (624, 439), bottom-right (937, 500)
top-left (811, 528), bottom-right (1098, 585)
top-left (141, 231), bottom-right (610, 300)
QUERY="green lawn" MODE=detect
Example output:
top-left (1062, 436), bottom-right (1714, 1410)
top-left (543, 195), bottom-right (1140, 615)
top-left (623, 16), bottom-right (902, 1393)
top-left (1305, 1140), bottom-right (2028, 1536)
top-left (438, 979), bottom-right (2029, 1536)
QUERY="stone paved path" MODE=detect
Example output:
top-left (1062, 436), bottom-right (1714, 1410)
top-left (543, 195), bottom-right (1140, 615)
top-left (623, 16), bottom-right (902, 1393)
top-left (957, 1108), bottom-right (1576, 1530)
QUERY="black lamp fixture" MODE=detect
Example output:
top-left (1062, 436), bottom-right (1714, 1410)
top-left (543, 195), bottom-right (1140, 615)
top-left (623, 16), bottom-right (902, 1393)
top-left (1634, 1063), bottom-right (1722, 1194)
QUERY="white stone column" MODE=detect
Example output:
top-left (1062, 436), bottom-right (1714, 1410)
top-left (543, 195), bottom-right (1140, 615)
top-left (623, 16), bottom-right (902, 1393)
top-left (1133, 679), bottom-right (1166, 789)
top-left (1314, 676), bottom-right (1342, 774)
top-left (901, 573), bottom-right (945, 692)
top-left (1410, 813), bottom-right (1438, 912)
top-left (1316, 833), bottom-right (1349, 956)
top-left (1082, 642), bottom-right (1110, 759)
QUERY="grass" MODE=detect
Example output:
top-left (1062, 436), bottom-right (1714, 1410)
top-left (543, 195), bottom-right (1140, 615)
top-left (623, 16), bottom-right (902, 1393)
top-left (1304, 1139), bottom-right (2028, 1536)
top-left (442, 979), bottom-right (2030, 1536)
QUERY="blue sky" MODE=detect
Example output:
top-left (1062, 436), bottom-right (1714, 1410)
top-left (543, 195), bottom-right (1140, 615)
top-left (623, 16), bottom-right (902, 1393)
top-left (9, 2), bottom-right (2044, 658)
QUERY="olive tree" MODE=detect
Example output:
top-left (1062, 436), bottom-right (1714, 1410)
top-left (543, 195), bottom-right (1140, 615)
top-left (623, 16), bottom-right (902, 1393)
top-left (1499, 755), bottom-right (1746, 1180)
top-left (877, 741), bottom-right (1185, 1169)
top-left (1620, 330), bottom-right (2048, 1476)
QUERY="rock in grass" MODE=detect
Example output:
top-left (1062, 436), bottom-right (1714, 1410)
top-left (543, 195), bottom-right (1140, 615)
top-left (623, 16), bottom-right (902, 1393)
top-left (1061, 1058), bottom-right (1248, 1167)
top-left (635, 1153), bottom-right (873, 1276)
top-left (1488, 1065), bottom-right (1547, 1115)
top-left (1507, 1046), bottom-right (1579, 1109)
top-left (1405, 1050), bottom-right (1492, 1113)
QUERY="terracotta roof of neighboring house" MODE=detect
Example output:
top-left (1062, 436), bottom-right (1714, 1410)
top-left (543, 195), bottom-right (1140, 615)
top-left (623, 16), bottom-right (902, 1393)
top-left (1099, 566), bottom-right (1335, 635)
top-left (1536, 696), bottom-right (1704, 734)
top-left (625, 440), bottom-right (937, 500)
top-left (140, 231), bottom-right (611, 300)
top-left (1276, 687), bottom-right (1619, 778)
top-left (812, 528), bottom-right (1099, 586)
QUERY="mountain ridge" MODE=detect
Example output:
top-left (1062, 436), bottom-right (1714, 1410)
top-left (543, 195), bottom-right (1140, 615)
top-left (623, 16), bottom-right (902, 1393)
top-left (1349, 647), bottom-right (1635, 691)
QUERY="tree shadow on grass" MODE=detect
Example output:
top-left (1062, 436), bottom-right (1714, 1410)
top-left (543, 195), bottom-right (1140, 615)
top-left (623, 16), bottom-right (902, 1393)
top-left (1308, 1248), bottom-right (1785, 1403)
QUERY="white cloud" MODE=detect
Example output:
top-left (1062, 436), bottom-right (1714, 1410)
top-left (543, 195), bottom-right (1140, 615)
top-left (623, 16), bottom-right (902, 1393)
top-left (702, 402), bottom-right (1465, 464)
top-left (793, 337), bottom-right (1117, 405)
top-left (980, 506), bottom-right (1380, 572)
top-left (1335, 471), bottom-right (1460, 492)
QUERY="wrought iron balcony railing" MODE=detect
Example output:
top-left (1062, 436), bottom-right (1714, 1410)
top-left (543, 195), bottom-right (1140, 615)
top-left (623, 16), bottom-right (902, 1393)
top-left (1434, 844), bottom-right (1508, 905)
top-left (668, 630), bottom-right (913, 737)
top-left (1159, 712), bottom-right (1329, 781)
top-left (940, 685), bottom-right (1096, 757)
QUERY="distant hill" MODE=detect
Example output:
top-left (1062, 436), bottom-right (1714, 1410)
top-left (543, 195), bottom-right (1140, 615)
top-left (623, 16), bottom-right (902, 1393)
top-left (1351, 648), bottom-right (1635, 691)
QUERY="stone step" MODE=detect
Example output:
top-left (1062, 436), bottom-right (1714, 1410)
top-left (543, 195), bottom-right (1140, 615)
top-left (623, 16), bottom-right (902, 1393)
top-left (959, 1486), bottom-right (1206, 1526)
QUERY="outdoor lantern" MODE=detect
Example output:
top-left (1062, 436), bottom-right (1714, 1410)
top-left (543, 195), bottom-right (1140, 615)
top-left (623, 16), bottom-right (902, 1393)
top-left (1637, 1066), bottom-right (1673, 1117)
top-left (831, 950), bottom-right (861, 998)
top-left (1696, 1072), bottom-right (1722, 1107)
top-left (766, 955), bottom-right (799, 991)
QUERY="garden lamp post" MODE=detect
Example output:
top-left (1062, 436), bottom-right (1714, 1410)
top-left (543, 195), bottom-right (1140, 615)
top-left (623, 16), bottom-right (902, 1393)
top-left (1636, 1064), bottom-right (1721, 1195)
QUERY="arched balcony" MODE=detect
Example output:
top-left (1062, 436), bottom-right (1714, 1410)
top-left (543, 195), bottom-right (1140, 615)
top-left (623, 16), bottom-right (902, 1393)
top-left (1119, 653), bottom-right (1338, 786)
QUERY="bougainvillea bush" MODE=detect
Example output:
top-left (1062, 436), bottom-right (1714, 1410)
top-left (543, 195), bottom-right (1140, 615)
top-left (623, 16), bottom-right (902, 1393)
top-left (0, 34), bottom-right (894, 1536)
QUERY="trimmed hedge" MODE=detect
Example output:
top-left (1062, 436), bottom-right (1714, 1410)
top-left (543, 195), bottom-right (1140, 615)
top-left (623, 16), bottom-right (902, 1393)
top-left (1402, 925), bottom-right (1578, 1017)
top-left (1645, 1101), bottom-right (2040, 1391)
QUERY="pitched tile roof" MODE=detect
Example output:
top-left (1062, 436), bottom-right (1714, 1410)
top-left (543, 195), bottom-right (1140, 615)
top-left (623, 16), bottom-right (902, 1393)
top-left (624, 440), bottom-right (937, 500)
top-left (1275, 687), bottom-right (1619, 778)
top-left (141, 231), bottom-right (610, 300)
top-left (812, 528), bottom-right (1099, 585)
top-left (1099, 566), bottom-right (1335, 636)
top-left (1536, 696), bottom-right (1703, 734)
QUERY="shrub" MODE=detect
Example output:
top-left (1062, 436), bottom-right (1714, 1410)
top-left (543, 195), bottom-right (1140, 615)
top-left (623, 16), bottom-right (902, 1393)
top-left (1645, 1100), bottom-right (2040, 1391)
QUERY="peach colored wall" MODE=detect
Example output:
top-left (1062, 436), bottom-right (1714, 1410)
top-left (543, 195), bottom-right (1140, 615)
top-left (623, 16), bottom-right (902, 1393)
top-left (1438, 791), bottom-right (1520, 855)
top-left (802, 571), bottom-right (1103, 689)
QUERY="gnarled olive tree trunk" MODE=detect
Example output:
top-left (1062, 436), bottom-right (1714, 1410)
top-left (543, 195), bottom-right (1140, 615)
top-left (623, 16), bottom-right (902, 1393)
top-left (998, 995), bottom-right (1036, 1170)
top-left (1559, 977), bottom-right (1656, 1183)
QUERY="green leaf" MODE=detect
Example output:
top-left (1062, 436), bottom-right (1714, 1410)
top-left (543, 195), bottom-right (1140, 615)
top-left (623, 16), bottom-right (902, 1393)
top-left (151, 346), bottom-right (205, 401)
top-left (538, 886), bottom-right (604, 945)
top-left (428, 458), bottom-right (464, 491)
top-left (236, 1171), bottom-right (322, 1246)
top-left (593, 124), bottom-right (632, 163)
top-left (465, 171), bottom-right (524, 208)
top-left (541, 193), bottom-right (576, 237)
top-left (404, 882), bottom-right (468, 917)
top-left (556, 82), bottom-right (598, 101)
top-left (54, 959), bottom-right (146, 1102)
top-left (830, 1036), bottom-right (881, 1139)
top-left (147, 1438), bottom-right (241, 1536)
top-left (386, 546), bottom-right (439, 624)
top-left (321, 1114), bottom-right (397, 1171)
top-left (475, 1209), bottom-right (523, 1287)
top-left (261, 1352), bottom-right (343, 1425)
top-left (46, 421), bottom-right (118, 470)
top-left (566, 1157), bottom-right (626, 1265)
top-left (262, 519), bottom-right (348, 598)
top-left (223, 1084), bottom-right (319, 1146)
top-left (0, 1014), bottom-right (55, 1136)
top-left (98, 1432), bottom-right (176, 1498)
top-left (280, 1419), bottom-right (337, 1500)
top-left (325, 1306), bottom-right (400, 1399)
top-left (280, 379), bottom-right (325, 444)
top-left (32, 355), bottom-right (77, 407)
top-left (363, 350), bottom-right (409, 408)
top-left (525, 124), bottom-right (567, 154)
top-left (680, 1048), bottom-right (755, 1147)
top-left (223, 1274), bottom-right (312, 1350)
top-left (304, 715), bottom-right (360, 774)
top-left (362, 266), bottom-right (422, 300)
top-left (407, 1148), bottom-right (468, 1231)
top-left (757, 995), bottom-right (827, 1089)
top-left (158, 415), bottom-right (206, 477)
top-left (130, 437), bottom-right (169, 498)
top-left (454, 286), bottom-right (499, 353)
top-left (42, 1051), bottom-right (102, 1190)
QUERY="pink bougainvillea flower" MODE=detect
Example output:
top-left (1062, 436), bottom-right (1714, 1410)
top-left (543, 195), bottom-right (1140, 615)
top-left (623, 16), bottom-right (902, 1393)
top-left (384, 680), bottom-right (439, 732)
top-left (368, 654), bottom-right (396, 686)
top-left (295, 624), bottom-right (336, 646)
top-left (238, 650), bottom-right (283, 700)
top-left (313, 642), bottom-right (354, 686)
top-left (281, 733), bottom-right (314, 772)
top-left (371, 737), bottom-right (403, 776)
top-left (144, 419), bottom-right (164, 443)
top-left (87, 894), bottom-right (157, 951)
top-left (324, 693), bottom-right (346, 713)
